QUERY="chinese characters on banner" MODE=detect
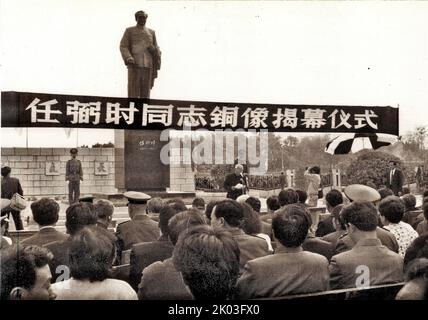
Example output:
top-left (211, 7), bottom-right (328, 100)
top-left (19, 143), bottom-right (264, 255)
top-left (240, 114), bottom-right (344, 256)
top-left (1, 91), bottom-right (399, 135)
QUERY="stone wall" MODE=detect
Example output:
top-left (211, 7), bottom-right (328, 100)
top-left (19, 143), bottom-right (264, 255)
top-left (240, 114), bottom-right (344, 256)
top-left (1, 148), bottom-right (117, 197)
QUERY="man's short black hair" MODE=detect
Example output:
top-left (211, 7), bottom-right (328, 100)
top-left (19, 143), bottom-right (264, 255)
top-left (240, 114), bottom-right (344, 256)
top-left (192, 197), bottom-right (205, 209)
top-left (94, 200), bottom-right (114, 220)
top-left (69, 227), bottom-right (114, 282)
top-left (278, 188), bottom-right (299, 207)
top-left (325, 189), bottom-right (343, 208)
top-left (378, 187), bottom-right (394, 200)
top-left (341, 201), bottom-right (379, 231)
top-left (245, 196), bottom-right (261, 212)
top-left (212, 199), bottom-right (243, 227)
top-left (1, 245), bottom-right (53, 300)
top-left (1, 166), bottom-right (11, 177)
top-left (204, 200), bottom-right (220, 222)
top-left (30, 198), bottom-right (60, 226)
top-left (70, 148), bottom-right (78, 154)
top-left (295, 190), bottom-right (308, 204)
top-left (379, 196), bottom-right (405, 224)
top-left (241, 202), bottom-right (262, 235)
top-left (168, 210), bottom-right (206, 245)
top-left (401, 194), bottom-right (417, 211)
top-left (165, 199), bottom-right (187, 213)
top-left (147, 197), bottom-right (164, 214)
top-left (266, 196), bottom-right (280, 211)
top-left (159, 204), bottom-right (180, 237)
top-left (402, 186), bottom-right (410, 195)
top-left (404, 233), bottom-right (428, 270)
top-left (272, 205), bottom-right (311, 248)
top-left (173, 225), bottom-right (240, 300)
top-left (65, 203), bottom-right (97, 235)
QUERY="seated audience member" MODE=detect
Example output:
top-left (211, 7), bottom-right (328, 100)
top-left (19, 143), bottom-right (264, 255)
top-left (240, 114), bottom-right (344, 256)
top-left (204, 200), bottom-right (221, 224)
top-left (295, 189), bottom-right (308, 207)
top-left (378, 187), bottom-right (395, 200)
top-left (403, 232), bottom-right (428, 271)
top-left (138, 210), bottom-right (206, 300)
top-left (241, 203), bottom-right (273, 252)
top-left (1, 199), bottom-right (12, 249)
top-left (1, 245), bottom-right (56, 300)
top-left (335, 184), bottom-right (399, 254)
top-left (130, 204), bottom-right (177, 291)
top-left (396, 258), bottom-right (428, 300)
top-left (245, 196), bottom-right (261, 213)
top-left (401, 194), bottom-right (423, 229)
top-left (116, 192), bottom-right (160, 254)
top-left (416, 204), bottom-right (428, 235)
top-left (237, 204), bottom-right (329, 299)
top-left (301, 213), bottom-right (334, 261)
top-left (146, 197), bottom-right (163, 222)
top-left (94, 200), bottom-right (119, 264)
top-left (191, 197), bottom-right (205, 213)
top-left (173, 225), bottom-right (240, 300)
top-left (20, 198), bottom-right (68, 247)
top-left (261, 195), bottom-right (280, 223)
top-left (321, 204), bottom-right (347, 247)
top-left (379, 196), bottom-right (419, 257)
top-left (45, 202), bottom-right (97, 281)
top-left (316, 189), bottom-right (343, 237)
top-left (165, 198), bottom-right (187, 213)
top-left (211, 199), bottom-right (270, 273)
top-left (329, 201), bottom-right (403, 289)
top-left (277, 188), bottom-right (299, 210)
top-left (52, 227), bottom-right (137, 300)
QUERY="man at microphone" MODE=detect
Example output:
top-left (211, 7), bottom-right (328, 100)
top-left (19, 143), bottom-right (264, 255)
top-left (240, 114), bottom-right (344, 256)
top-left (224, 164), bottom-right (248, 200)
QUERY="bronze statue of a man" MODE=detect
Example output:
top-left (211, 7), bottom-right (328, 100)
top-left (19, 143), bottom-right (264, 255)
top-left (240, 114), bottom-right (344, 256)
top-left (120, 10), bottom-right (161, 98)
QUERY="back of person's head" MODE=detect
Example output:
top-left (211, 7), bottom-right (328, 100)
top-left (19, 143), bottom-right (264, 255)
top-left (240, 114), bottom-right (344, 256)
top-left (401, 194), bottom-right (417, 211)
top-left (173, 225), bottom-right (240, 300)
top-left (168, 209), bottom-right (206, 245)
top-left (165, 198), bottom-right (187, 213)
top-left (1, 166), bottom-right (11, 177)
top-left (378, 195), bottom-right (405, 224)
top-left (204, 200), bottom-right (221, 222)
top-left (378, 187), bottom-right (394, 200)
top-left (241, 202), bottom-right (262, 235)
top-left (30, 198), bottom-right (60, 226)
top-left (212, 199), bottom-right (243, 228)
top-left (266, 195), bottom-right (280, 212)
top-left (192, 197), bottom-right (205, 210)
top-left (331, 204), bottom-right (346, 230)
top-left (94, 199), bottom-right (114, 220)
top-left (325, 189), bottom-right (343, 208)
top-left (404, 233), bottom-right (428, 270)
top-left (69, 227), bottom-right (114, 282)
top-left (278, 188), bottom-right (299, 207)
top-left (245, 196), bottom-right (261, 212)
top-left (310, 166), bottom-right (321, 174)
top-left (295, 190), bottom-right (308, 204)
top-left (65, 202), bottom-right (97, 235)
top-left (159, 204), bottom-right (180, 237)
top-left (1, 245), bottom-right (53, 300)
top-left (341, 201), bottom-right (379, 231)
top-left (424, 203), bottom-right (428, 220)
top-left (402, 187), bottom-right (411, 195)
top-left (272, 204), bottom-right (311, 248)
top-left (147, 197), bottom-right (164, 214)
top-left (404, 258), bottom-right (428, 284)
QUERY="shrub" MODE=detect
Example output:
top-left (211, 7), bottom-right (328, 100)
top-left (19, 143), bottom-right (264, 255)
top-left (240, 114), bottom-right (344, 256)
top-left (345, 151), bottom-right (403, 189)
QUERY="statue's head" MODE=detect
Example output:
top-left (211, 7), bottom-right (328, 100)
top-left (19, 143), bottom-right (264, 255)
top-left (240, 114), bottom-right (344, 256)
top-left (135, 11), bottom-right (148, 26)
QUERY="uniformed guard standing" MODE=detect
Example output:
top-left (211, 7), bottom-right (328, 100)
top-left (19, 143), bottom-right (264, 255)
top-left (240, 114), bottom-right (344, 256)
top-left (65, 148), bottom-right (83, 205)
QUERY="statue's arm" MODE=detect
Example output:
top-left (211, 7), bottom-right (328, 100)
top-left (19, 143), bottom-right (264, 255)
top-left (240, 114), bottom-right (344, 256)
top-left (119, 29), bottom-right (133, 64)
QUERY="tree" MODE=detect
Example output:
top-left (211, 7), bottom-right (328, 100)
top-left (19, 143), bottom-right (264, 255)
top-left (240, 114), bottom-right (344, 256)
top-left (345, 151), bottom-right (402, 189)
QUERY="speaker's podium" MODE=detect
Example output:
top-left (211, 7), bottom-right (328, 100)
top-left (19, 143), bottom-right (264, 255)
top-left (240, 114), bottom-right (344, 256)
top-left (114, 130), bottom-right (196, 202)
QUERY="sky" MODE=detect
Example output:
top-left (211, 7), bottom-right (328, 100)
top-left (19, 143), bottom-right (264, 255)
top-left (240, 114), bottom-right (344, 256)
top-left (1, 0), bottom-right (428, 147)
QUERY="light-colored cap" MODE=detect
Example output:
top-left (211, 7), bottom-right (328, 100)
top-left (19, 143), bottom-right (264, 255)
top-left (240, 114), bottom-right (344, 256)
top-left (344, 184), bottom-right (381, 203)
top-left (124, 191), bottom-right (151, 204)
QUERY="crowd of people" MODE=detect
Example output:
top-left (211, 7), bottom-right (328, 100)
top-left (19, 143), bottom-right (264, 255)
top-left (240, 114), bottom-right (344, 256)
top-left (1, 174), bottom-right (428, 300)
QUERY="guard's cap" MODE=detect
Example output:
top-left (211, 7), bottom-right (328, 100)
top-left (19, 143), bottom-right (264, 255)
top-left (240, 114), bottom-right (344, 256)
top-left (70, 148), bottom-right (78, 154)
top-left (124, 191), bottom-right (151, 205)
top-left (344, 184), bottom-right (381, 203)
top-left (79, 195), bottom-right (95, 203)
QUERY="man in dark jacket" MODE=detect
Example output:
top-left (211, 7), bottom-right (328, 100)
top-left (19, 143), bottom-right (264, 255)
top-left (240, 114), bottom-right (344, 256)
top-left (386, 161), bottom-right (405, 196)
top-left (1, 166), bottom-right (24, 230)
top-left (224, 164), bottom-right (248, 200)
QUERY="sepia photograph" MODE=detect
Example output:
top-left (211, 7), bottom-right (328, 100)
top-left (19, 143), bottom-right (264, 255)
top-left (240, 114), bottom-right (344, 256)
top-left (1, 0), bottom-right (428, 309)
